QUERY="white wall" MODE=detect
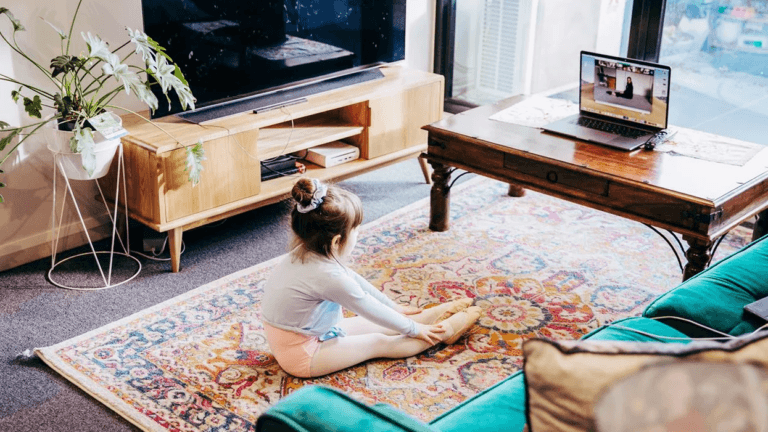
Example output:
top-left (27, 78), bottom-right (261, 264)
top-left (0, 0), bottom-right (145, 272)
top-left (405, 0), bottom-right (436, 73)
top-left (0, 0), bottom-right (435, 272)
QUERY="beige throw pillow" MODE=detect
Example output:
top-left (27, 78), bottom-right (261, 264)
top-left (523, 331), bottom-right (768, 432)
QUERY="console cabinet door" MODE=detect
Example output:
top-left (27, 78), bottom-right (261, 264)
top-left (366, 81), bottom-right (443, 159)
top-left (163, 131), bottom-right (260, 222)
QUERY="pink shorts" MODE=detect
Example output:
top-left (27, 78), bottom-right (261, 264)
top-left (263, 323), bottom-right (320, 378)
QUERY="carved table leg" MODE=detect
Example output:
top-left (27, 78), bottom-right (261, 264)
top-left (682, 236), bottom-right (714, 281)
top-left (169, 227), bottom-right (183, 273)
top-left (753, 209), bottom-right (768, 241)
top-left (507, 184), bottom-right (526, 197)
top-left (418, 156), bottom-right (433, 185)
top-left (429, 161), bottom-right (452, 232)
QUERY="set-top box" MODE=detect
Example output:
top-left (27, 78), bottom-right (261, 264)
top-left (303, 142), bottom-right (360, 168)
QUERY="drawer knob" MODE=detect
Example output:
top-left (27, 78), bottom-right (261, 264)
top-left (546, 171), bottom-right (558, 183)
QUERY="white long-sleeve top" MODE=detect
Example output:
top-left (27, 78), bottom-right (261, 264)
top-left (261, 252), bottom-right (419, 338)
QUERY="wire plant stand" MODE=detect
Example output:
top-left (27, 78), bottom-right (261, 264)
top-left (48, 142), bottom-right (141, 290)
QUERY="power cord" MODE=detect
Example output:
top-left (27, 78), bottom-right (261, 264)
top-left (181, 106), bottom-right (306, 181)
top-left (600, 315), bottom-right (768, 342)
top-left (131, 236), bottom-right (186, 262)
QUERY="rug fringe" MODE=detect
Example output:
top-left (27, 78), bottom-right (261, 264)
top-left (12, 348), bottom-right (40, 364)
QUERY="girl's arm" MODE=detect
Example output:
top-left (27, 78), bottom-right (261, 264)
top-left (349, 271), bottom-right (400, 310)
top-left (323, 273), bottom-right (419, 337)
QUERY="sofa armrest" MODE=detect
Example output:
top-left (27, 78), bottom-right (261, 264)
top-left (644, 234), bottom-right (768, 336)
top-left (256, 385), bottom-right (439, 432)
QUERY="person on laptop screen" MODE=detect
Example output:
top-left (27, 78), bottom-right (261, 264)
top-left (541, 51), bottom-right (671, 151)
top-left (610, 77), bottom-right (633, 99)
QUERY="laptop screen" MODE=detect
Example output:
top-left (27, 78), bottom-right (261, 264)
top-left (580, 51), bottom-right (670, 129)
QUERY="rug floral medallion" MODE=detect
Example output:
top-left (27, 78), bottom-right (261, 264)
top-left (37, 178), bottom-right (751, 431)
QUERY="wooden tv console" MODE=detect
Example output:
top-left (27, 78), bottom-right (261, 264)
top-left (103, 66), bottom-right (444, 272)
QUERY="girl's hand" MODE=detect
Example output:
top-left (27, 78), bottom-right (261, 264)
top-left (398, 305), bottom-right (422, 315)
top-left (414, 324), bottom-right (445, 345)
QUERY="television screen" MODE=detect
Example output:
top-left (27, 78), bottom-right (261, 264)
top-left (142, 0), bottom-right (406, 118)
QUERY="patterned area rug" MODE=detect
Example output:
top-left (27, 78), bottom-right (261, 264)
top-left (37, 178), bottom-right (752, 431)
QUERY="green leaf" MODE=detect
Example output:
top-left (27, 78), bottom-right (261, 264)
top-left (70, 126), bottom-right (96, 176)
top-left (0, 120), bottom-right (9, 129)
top-left (1, 8), bottom-right (24, 31)
top-left (10, 87), bottom-right (21, 102)
top-left (0, 194), bottom-right (4, 204)
top-left (53, 93), bottom-right (74, 118)
top-left (185, 140), bottom-right (206, 187)
top-left (173, 64), bottom-right (189, 87)
top-left (23, 95), bottom-right (42, 118)
top-left (147, 35), bottom-right (172, 61)
top-left (50, 55), bottom-right (85, 77)
top-left (0, 129), bottom-right (20, 151)
top-left (0, 182), bottom-right (5, 187)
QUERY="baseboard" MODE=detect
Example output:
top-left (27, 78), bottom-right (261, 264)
top-left (0, 217), bottom-right (113, 273)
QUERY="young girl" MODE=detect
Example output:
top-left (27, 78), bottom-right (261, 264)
top-left (261, 178), bottom-right (482, 378)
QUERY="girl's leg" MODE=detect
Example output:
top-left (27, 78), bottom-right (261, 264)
top-left (310, 308), bottom-right (480, 377)
top-left (415, 298), bottom-right (474, 324)
top-left (309, 333), bottom-right (432, 376)
top-left (335, 298), bottom-right (474, 337)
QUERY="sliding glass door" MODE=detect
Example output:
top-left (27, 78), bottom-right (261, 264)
top-left (436, 0), bottom-right (637, 112)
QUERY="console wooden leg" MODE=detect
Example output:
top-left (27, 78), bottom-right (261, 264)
top-left (752, 209), bottom-right (768, 241)
top-left (682, 236), bottom-right (713, 281)
top-left (508, 184), bottom-right (525, 197)
top-left (169, 227), bottom-right (183, 273)
top-left (418, 156), bottom-right (432, 185)
top-left (429, 161), bottom-right (452, 232)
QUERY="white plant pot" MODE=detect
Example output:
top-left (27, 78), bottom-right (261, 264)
top-left (44, 128), bottom-right (120, 180)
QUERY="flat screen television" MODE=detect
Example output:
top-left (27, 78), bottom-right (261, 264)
top-left (141, 0), bottom-right (406, 120)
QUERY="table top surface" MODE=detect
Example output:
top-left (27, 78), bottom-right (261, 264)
top-left (425, 95), bottom-right (768, 204)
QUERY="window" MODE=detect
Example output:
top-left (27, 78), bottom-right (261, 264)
top-left (436, 0), bottom-right (636, 111)
top-left (435, 0), bottom-right (768, 145)
top-left (659, 0), bottom-right (768, 144)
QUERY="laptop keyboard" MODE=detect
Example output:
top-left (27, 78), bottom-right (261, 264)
top-left (576, 117), bottom-right (650, 139)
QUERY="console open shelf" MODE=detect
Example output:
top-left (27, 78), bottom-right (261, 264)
top-left (105, 66), bottom-right (444, 272)
top-left (258, 117), bottom-right (364, 161)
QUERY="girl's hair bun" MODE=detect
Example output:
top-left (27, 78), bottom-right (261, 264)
top-left (292, 178), bottom-right (316, 207)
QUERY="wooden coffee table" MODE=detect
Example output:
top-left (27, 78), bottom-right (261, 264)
top-left (423, 95), bottom-right (768, 280)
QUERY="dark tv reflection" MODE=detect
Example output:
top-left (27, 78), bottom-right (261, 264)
top-left (142, 0), bottom-right (406, 118)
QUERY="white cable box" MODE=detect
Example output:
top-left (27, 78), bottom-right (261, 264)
top-left (302, 142), bottom-right (360, 168)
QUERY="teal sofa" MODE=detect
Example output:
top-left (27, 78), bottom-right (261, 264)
top-left (256, 234), bottom-right (768, 432)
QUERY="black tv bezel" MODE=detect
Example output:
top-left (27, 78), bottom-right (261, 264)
top-left (174, 62), bottom-right (390, 123)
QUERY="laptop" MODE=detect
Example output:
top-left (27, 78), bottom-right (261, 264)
top-left (542, 51), bottom-right (671, 151)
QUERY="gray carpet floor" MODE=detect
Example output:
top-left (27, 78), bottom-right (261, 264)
top-left (0, 158), bottom-right (446, 432)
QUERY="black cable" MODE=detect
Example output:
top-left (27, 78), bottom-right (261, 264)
top-left (448, 171), bottom-right (473, 189)
top-left (707, 233), bottom-right (727, 267)
top-left (644, 224), bottom-right (684, 273)
top-left (666, 229), bottom-right (686, 257)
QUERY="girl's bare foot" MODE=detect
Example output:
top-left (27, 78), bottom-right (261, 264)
top-left (438, 306), bottom-right (482, 344)
top-left (429, 298), bottom-right (474, 324)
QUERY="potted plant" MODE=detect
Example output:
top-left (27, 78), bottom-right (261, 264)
top-left (0, 1), bottom-right (205, 203)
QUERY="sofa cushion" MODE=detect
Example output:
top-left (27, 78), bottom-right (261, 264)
top-left (429, 371), bottom-right (527, 432)
top-left (523, 330), bottom-right (768, 432)
top-left (644, 234), bottom-right (768, 336)
top-left (256, 385), bottom-right (438, 432)
top-left (593, 361), bottom-right (768, 432)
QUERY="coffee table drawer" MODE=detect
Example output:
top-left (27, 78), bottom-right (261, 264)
top-left (503, 153), bottom-right (608, 196)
